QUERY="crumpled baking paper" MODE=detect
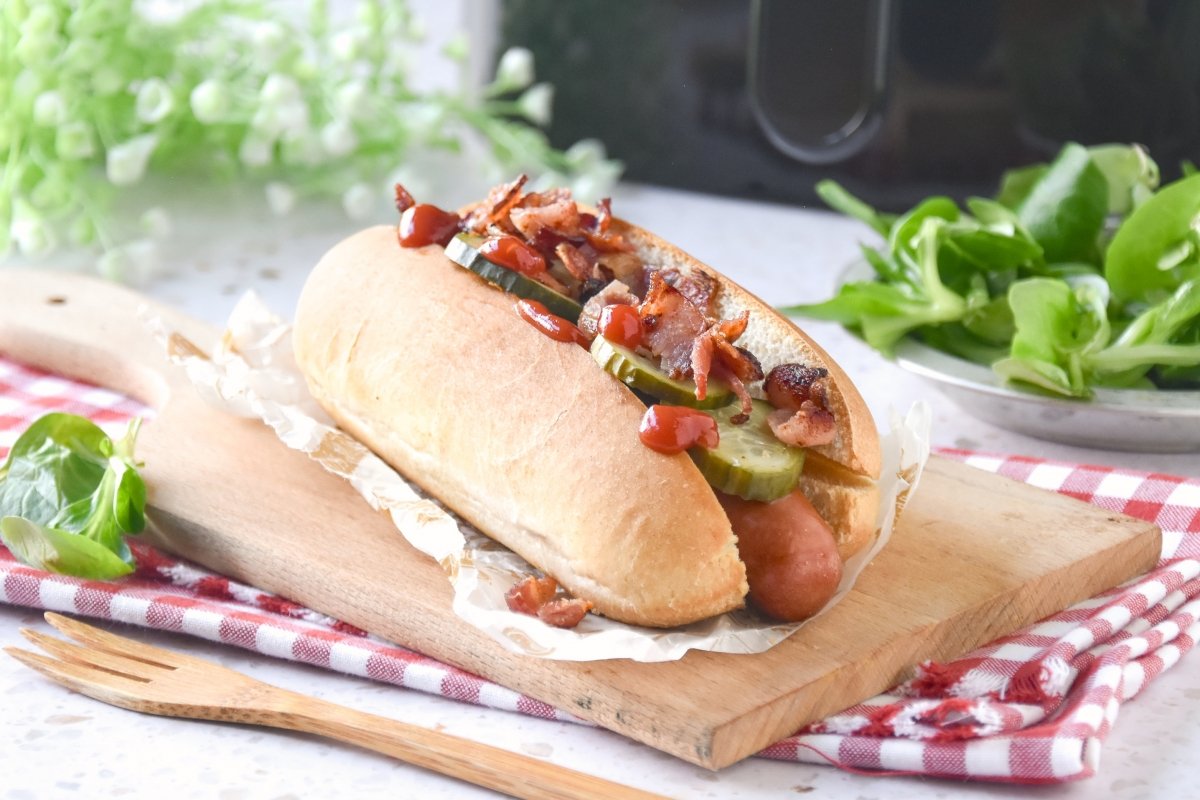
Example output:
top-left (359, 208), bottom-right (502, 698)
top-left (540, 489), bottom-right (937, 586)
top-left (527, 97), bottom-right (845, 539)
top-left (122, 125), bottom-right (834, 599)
top-left (148, 292), bottom-right (931, 662)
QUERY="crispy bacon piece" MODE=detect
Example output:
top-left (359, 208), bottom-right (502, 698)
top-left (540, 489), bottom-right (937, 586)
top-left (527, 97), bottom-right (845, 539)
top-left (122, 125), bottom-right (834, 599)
top-left (465, 174), bottom-right (529, 232)
top-left (763, 363), bottom-right (837, 446)
top-left (689, 312), bottom-right (759, 410)
top-left (394, 183), bottom-right (416, 214)
top-left (639, 272), bottom-right (708, 378)
top-left (714, 361), bottom-right (755, 423)
top-left (764, 363), bottom-right (830, 411)
top-left (505, 575), bottom-right (591, 629)
top-left (661, 268), bottom-right (716, 316)
top-left (767, 404), bottom-right (836, 447)
top-left (578, 280), bottom-right (639, 338)
top-left (594, 197), bottom-right (613, 233)
top-left (596, 251), bottom-right (643, 285)
top-left (510, 193), bottom-right (583, 242)
top-left (537, 598), bottom-right (592, 628)
top-left (505, 576), bottom-right (558, 615)
top-left (555, 241), bottom-right (593, 282)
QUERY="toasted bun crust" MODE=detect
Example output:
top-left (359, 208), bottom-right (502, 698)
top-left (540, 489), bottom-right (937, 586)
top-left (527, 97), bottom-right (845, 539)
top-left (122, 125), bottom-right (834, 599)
top-left (294, 226), bottom-right (748, 627)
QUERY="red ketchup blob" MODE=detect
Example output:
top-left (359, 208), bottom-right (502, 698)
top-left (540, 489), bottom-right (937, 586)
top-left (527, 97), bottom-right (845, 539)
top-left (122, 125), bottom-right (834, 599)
top-left (479, 235), bottom-right (547, 276)
top-left (638, 405), bottom-right (719, 454)
top-left (599, 304), bottom-right (644, 349)
top-left (398, 204), bottom-right (462, 247)
top-left (515, 299), bottom-right (590, 348)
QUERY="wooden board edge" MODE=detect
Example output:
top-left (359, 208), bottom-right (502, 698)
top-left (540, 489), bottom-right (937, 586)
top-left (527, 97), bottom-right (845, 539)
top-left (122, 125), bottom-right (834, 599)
top-left (700, 517), bottom-right (1162, 770)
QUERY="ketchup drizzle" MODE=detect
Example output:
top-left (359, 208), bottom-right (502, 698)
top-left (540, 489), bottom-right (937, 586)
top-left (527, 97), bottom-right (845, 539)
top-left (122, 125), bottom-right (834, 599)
top-left (480, 235), bottom-right (547, 276)
top-left (638, 405), bottom-right (719, 454)
top-left (398, 204), bottom-right (462, 248)
top-left (515, 299), bottom-right (590, 348)
top-left (599, 304), bottom-right (644, 350)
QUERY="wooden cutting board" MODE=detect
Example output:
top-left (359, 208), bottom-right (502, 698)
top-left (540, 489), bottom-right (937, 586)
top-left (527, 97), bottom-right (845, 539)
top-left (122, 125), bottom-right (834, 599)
top-left (0, 270), bottom-right (1161, 770)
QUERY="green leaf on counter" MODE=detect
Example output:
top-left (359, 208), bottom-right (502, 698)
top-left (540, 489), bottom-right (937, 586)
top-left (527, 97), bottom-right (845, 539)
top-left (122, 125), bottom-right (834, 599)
top-left (0, 413), bottom-right (146, 578)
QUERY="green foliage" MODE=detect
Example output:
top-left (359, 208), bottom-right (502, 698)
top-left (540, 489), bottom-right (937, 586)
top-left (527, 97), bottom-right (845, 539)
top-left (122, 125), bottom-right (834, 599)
top-left (0, 413), bottom-right (146, 578)
top-left (1, 0), bottom-right (620, 276)
top-left (785, 143), bottom-right (1200, 397)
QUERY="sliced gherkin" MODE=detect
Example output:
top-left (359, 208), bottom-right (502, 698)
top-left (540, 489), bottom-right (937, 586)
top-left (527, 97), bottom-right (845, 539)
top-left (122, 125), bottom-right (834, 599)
top-left (445, 233), bottom-right (583, 322)
top-left (590, 336), bottom-right (734, 409)
top-left (691, 399), bottom-right (805, 502)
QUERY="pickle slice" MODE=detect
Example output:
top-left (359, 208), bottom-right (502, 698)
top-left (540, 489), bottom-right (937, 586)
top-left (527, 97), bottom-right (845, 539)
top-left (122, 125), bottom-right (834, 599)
top-left (691, 399), bottom-right (804, 502)
top-left (590, 336), bottom-right (734, 409)
top-left (445, 233), bottom-right (583, 322)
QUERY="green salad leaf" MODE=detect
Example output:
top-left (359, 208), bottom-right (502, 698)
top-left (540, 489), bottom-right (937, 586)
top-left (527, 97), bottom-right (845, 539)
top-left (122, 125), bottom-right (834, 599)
top-left (787, 141), bottom-right (1200, 397)
top-left (0, 413), bottom-right (146, 578)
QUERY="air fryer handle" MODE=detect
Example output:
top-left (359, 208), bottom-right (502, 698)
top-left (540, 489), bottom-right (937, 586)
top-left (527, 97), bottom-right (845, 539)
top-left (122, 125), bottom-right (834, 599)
top-left (748, 0), bottom-right (893, 165)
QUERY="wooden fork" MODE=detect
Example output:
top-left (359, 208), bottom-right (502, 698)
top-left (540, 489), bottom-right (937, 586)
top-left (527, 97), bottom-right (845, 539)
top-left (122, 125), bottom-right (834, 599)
top-left (6, 613), bottom-right (668, 800)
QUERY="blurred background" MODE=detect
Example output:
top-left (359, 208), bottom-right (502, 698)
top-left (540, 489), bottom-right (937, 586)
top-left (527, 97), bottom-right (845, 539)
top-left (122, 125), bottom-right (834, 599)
top-left (498, 0), bottom-right (1200, 209)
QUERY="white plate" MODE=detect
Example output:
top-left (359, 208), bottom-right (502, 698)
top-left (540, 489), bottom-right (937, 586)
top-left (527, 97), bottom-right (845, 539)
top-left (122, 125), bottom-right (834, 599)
top-left (893, 337), bottom-right (1200, 453)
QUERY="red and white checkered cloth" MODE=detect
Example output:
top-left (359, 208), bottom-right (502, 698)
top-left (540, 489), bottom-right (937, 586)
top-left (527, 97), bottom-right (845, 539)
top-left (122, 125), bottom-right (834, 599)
top-left (2, 355), bottom-right (1198, 783)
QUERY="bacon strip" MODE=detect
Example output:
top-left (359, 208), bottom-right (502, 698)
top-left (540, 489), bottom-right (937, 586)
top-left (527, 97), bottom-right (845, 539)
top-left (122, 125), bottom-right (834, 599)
top-left (394, 183), bottom-right (416, 214)
top-left (763, 364), bottom-right (836, 446)
top-left (639, 273), bottom-right (707, 378)
top-left (556, 241), bottom-right (593, 282)
top-left (465, 174), bottom-right (528, 232)
top-left (504, 575), bottom-right (591, 628)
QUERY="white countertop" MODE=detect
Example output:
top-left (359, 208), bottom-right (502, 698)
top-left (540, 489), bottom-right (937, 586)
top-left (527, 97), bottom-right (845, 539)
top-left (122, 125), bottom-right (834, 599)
top-left (2, 183), bottom-right (1198, 799)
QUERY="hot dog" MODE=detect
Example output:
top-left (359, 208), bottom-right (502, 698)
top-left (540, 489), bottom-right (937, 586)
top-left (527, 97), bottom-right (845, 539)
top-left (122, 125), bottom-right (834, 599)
top-left (292, 178), bottom-right (881, 628)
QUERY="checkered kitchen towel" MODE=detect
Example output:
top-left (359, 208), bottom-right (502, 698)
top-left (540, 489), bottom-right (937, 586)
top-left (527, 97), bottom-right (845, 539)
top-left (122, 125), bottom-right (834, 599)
top-left (2, 355), bottom-right (1198, 783)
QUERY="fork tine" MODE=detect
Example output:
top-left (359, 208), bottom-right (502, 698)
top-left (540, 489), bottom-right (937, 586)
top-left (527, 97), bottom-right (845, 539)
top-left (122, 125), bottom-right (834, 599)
top-left (43, 613), bottom-right (179, 669)
top-left (20, 629), bottom-right (156, 682)
top-left (4, 646), bottom-right (147, 697)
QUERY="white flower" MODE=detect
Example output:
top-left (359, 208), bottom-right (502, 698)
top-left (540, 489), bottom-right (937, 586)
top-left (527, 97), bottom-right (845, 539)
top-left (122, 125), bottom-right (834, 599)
top-left (252, 101), bottom-right (309, 138)
top-left (53, 120), bottom-right (94, 160)
top-left (493, 47), bottom-right (534, 93)
top-left (98, 239), bottom-right (160, 286)
top-left (63, 38), bottom-right (104, 72)
top-left (252, 21), bottom-right (286, 53)
top-left (265, 182), bottom-right (296, 216)
top-left (341, 182), bottom-right (376, 220)
top-left (442, 32), bottom-right (468, 63)
top-left (69, 215), bottom-right (96, 246)
top-left (91, 66), bottom-right (123, 95)
top-left (238, 132), bottom-right (274, 167)
top-left (190, 79), bottom-right (230, 124)
top-left (20, 4), bottom-right (59, 36)
top-left (260, 73), bottom-right (302, 107)
top-left (136, 78), bottom-right (175, 124)
top-left (32, 90), bottom-right (67, 126)
top-left (333, 80), bottom-right (369, 120)
top-left (320, 119), bottom-right (358, 158)
top-left (31, 176), bottom-right (71, 210)
top-left (280, 128), bottom-right (324, 166)
top-left (140, 207), bottom-right (172, 239)
top-left (105, 134), bottom-right (158, 186)
top-left (404, 102), bottom-right (443, 140)
top-left (330, 29), bottom-right (364, 63)
top-left (10, 202), bottom-right (57, 259)
top-left (516, 83), bottom-right (554, 127)
top-left (565, 138), bottom-right (607, 171)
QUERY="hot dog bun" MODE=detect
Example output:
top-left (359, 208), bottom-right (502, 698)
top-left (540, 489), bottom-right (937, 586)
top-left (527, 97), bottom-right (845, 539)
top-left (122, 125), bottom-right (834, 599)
top-left (294, 222), bottom-right (881, 627)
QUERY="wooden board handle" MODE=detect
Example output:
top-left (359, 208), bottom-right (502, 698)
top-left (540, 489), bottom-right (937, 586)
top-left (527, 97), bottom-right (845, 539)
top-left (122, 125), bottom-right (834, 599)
top-left (0, 270), bottom-right (210, 409)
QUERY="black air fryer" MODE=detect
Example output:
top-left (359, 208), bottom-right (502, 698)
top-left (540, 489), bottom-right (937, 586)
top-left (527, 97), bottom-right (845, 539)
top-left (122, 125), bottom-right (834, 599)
top-left (500, 0), bottom-right (1200, 209)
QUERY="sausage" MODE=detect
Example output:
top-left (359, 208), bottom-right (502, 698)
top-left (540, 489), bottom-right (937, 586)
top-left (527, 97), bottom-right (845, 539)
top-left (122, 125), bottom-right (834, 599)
top-left (717, 489), bottom-right (843, 621)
